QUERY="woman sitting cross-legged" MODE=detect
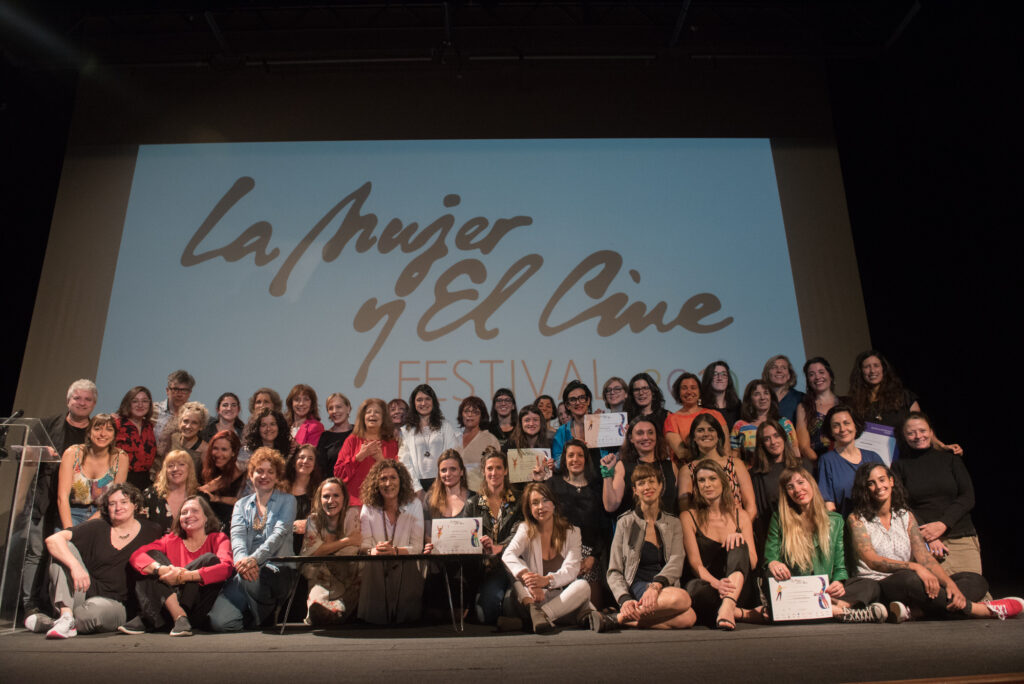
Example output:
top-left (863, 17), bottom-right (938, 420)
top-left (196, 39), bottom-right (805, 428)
top-left (680, 458), bottom-right (757, 630)
top-left (761, 467), bottom-right (886, 624)
top-left (125, 496), bottom-right (234, 636)
top-left (848, 463), bottom-right (1022, 622)
top-left (502, 482), bottom-right (600, 633)
top-left (300, 478), bottom-right (362, 626)
top-left (603, 463), bottom-right (696, 631)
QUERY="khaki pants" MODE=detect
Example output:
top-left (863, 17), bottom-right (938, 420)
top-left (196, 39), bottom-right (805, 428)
top-left (939, 535), bottom-right (990, 600)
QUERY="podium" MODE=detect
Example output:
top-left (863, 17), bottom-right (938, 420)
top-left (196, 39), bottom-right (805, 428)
top-left (0, 418), bottom-right (58, 632)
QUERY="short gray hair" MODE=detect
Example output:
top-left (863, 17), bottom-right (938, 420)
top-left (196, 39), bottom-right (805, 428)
top-left (66, 379), bottom-right (98, 402)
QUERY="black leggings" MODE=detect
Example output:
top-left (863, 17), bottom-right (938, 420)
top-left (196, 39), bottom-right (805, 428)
top-left (684, 543), bottom-right (752, 626)
top-left (878, 569), bottom-right (988, 619)
top-left (134, 551), bottom-right (225, 630)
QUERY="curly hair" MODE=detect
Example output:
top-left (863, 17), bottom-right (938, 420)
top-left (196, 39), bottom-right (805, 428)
top-left (117, 386), bottom-right (154, 424)
top-left (360, 459), bottom-right (415, 509)
top-left (98, 483), bottom-right (143, 524)
top-left (619, 416), bottom-right (671, 464)
top-left (670, 372), bottom-right (700, 407)
top-left (286, 383), bottom-right (321, 426)
top-left (244, 408), bottom-right (292, 456)
top-left (850, 462), bottom-right (909, 520)
top-left (799, 357), bottom-right (836, 418)
top-left (248, 388), bottom-right (283, 414)
top-left (848, 350), bottom-right (908, 420)
top-left (153, 449), bottom-right (199, 499)
top-left (353, 398), bottom-right (397, 441)
top-left (247, 446), bottom-right (288, 491)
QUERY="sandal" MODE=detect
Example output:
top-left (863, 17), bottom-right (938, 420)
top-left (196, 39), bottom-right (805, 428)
top-left (717, 596), bottom-right (737, 631)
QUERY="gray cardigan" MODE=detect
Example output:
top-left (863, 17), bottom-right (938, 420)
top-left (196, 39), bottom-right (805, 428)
top-left (606, 509), bottom-right (686, 607)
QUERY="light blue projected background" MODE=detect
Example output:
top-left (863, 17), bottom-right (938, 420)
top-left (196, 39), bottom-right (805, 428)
top-left (95, 139), bottom-right (804, 412)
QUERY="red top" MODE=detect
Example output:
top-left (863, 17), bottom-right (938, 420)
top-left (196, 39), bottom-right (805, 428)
top-left (333, 435), bottom-right (399, 506)
top-left (129, 531), bottom-right (234, 585)
top-left (115, 415), bottom-right (157, 474)
top-left (294, 418), bottom-right (325, 447)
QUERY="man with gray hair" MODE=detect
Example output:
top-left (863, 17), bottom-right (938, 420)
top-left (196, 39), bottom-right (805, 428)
top-left (152, 369), bottom-right (195, 446)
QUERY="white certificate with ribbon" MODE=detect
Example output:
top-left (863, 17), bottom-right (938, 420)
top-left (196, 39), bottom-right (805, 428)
top-left (507, 448), bottom-right (551, 483)
top-left (856, 422), bottom-right (897, 466)
top-left (767, 574), bottom-right (833, 622)
top-left (430, 517), bottom-right (484, 555)
top-left (584, 412), bottom-right (628, 448)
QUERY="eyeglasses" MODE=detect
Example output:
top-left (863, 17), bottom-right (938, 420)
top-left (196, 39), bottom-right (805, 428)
top-left (567, 395), bottom-right (589, 405)
top-left (168, 386), bottom-right (191, 393)
top-left (632, 385), bottom-right (651, 394)
top-left (462, 407), bottom-right (481, 415)
top-left (711, 372), bottom-right (729, 380)
top-left (495, 398), bottom-right (514, 405)
top-left (605, 386), bottom-right (625, 395)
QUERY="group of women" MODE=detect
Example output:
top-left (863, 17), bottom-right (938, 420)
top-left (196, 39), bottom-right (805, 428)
top-left (30, 351), bottom-right (1021, 637)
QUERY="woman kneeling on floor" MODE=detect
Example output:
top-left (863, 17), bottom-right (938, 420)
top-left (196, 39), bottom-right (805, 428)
top-left (300, 477), bottom-right (361, 626)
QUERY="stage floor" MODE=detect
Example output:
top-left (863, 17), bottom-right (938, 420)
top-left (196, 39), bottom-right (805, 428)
top-left (2, 617), bottom-right (1023, 683)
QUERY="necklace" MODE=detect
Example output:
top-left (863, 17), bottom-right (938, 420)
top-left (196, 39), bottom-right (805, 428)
top-left (114, 520), bottom-right (137, 540)
top-left (252, 494), bottom-right (270, 532)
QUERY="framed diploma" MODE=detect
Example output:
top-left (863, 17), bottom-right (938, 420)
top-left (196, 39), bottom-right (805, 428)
top-left (507, 448), bottom-right (551, 483)
top-left (856, 422), bottom-right (897, 466)
top-left (431, 517), bottom-right (484, 555)
top-left (584, 412), bottom-right (628, 448)
top-left (766, 574), bottom-right (833, 622)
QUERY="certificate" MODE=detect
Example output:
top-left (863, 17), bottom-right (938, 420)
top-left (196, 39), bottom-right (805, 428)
top-left (507, 448), bottom-right (551, 484)
top-left (856, 422), bottom-right (897, 466)
top-left (430, 517), bottom-right (484, 555)
top-left (766, 574), bottom-right (833, 622)
top-left (584, 412), bottom-right (628, 448)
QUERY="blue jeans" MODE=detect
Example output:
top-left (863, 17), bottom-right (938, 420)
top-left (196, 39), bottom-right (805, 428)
top-left (209, 565), bottom-right (295, 632)
top-left (475, 565), bottom-right (511, 625)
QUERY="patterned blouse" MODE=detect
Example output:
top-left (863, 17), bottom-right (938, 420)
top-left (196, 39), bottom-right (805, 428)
top-left (854, 509), bottom-right (912, 581)
top-left (115, 415), bottom-right (157, 475)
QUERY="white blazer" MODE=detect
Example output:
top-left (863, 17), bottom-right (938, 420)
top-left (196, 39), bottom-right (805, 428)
top-left (359, 501), bottom-right (425, 554)
top-left (502, 524), bottom-right (582, 599)
top-left (397, 422), bottom-right (460, 491)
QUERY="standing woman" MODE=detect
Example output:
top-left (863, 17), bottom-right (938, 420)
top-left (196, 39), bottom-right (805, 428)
top-left (623, 372), bottom-right (668, 429)
top-left (730, 380), bottom-right (797, 466)
top-left (817, 404), bottom-right (883, 518)
top-left (285, 444), bottom-right (323, 553)
top-left (552, 380), bottom-right (595, 467)
top-left (358, 460), bottom-right (424, 625)
top-left (56, 414), bottom-right (129, 530)
top-left (300, 478), bottom-right (361, 626)
top-left (680, 459), bottom-right (757, 630)
top-left (200, 392), bottom-right (245, 442)
top-left (603, 418), bottom-right (678, 517)
top-left (286, 384), bottom-right (324, 446)
top-left (315, 393), bottom-right (353, 481)
top-left (550, 439), bottom-right (607, 605)
top-left (664, 373), bottom-right (728, 463)
top-left (748, 420), bottom-right (809, 548)
top-left (141, 450), bottom-right (199, 534)
top-left (248, 388), bottom-right (283, 419)
top-left (197, 430), bottom-right (246, 527)
top-left (242, 408), bottom-right (294, 469)
top-left (163, 401), bottom-right (209, 476)
top-left (678, 414), bottom-right (757, 524)
top-left (487, 388), bottom-right (518, 447)
top-left (398, 384), bottom-right (459, 494)
top-left (209, 447), bottom-right (296, 632)
top-left (115, 386), bottom-right (158, 491)
top-left (387, 399), bottom-right (409, 436)
top-left (601, 377), bottom-right (628, 413)
top-left (503, 482), bottom-right (597, 633)
top-left (699, 361), bottom-right (742, 430)
top-left (465, 447), bottom-right (523, 625)
top-left (507, 405), bottom-right (554, 482)
top-left (457, 396), bottom-right (500, 493)
top-left (795, 357), bottom-right (841, 463)
top-left (333, 398), bottom-right (399, 508)
top-left (534, 395), bottom-right (559, 438)
top-left (762, 355), bottom-right (804, 423)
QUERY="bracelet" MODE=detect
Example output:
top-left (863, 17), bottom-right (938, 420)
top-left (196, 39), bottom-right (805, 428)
top-left (600, 465), bottom-right (615, 478)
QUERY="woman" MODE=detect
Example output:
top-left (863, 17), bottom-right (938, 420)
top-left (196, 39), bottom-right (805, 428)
top-left (162, 401), bottom-right (209, 475)
top-left (762, 468), bottom-right (885, 622)
top-left (748, 420), bottom-right (809, 548)
top-left (249, 388), bottom-right (283, 417)
top-left (387, 398), bottom-right (409, 432)
top-left (817, 404), bottom-right (883, 517)
top-left (503, 482), bottom-right (597, 633)
top-left (534, 394), bottom-right (559, 438)
top-left (507, 404), bottom-right (554, 482)
top-left (423, 450), bottom-right (474, 620)
top-left (849, 350), bottom-right (961, 455)
top-left (730, 380), bottom-right (797, 466)
top-left (848, 464), bottom-right (1021, 621)
top-left (300, 478), bottom-right (361, 626)
top-left (457, 396), bottom-right (500, 493)
top-left (426, 450), bottom-right (471, 520)
top-left (285, 444), bottom-right (323, 553)
top-left (664, 373), bottom-right (728, 462)
top-left (678, 414), bottom-right (757, 523)
top-left (601, 377), bottom-right (628, 413)
top-left (127, 496), bottom-right (233, 635)
top-left (333, 398), bottom-right (399, 508)
top-left (680, 459), bottom-right (757, 630)
top-left (551, 380), bottom-right (598, 467)
top-left (286, 383), bottom-right (324, 446)
top-left (141, 449), bottom-right (198, 534)
top-left (55, 414), bottom-right (128, 530)
top-left (762, 354), bottom-right (804, 423)
top-left (242, 408), bottom-right (294, 469)
top-left (200, 392), bottom-right (245, 442)
top-left (398, 384), bottom-right (459, 494)
top-left (795, 357), bottom-right (841, 463)
top-left (315, 392), bottom-right (353, 481)
top-left (604, 463), bottom-right (695, 630)
top-left (358, 460), bottom-right (424, 624)
top-left (603, 418), bottom-right (678, 517)
top-left (115, 386), bottom-right (158, 491)
top-left (487, 388), bottom-right (518, 446)
top-left (549, 439), bottom-right (607, 604)
top-left (699, 361), bottom-right (741, 430)
top-left (556, 402), bottom-right (570, 426)
top-left (465, 447), bottom-right (523, 624)
top-left (208, 447), bottom-right (297, 632)
top-left (623, 372), bottom-right (668, 429)
top-left (893, 413), bottom-right (979, 574)
top-left (197, 430), bottom-right (246, 527)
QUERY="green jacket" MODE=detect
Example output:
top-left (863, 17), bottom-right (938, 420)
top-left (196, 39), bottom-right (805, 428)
top-left (762, 510), bottom-right (847, 581)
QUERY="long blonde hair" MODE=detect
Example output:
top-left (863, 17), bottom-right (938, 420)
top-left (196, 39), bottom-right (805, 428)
top-left (153, 449), bottom-right (199, 499)
top-left (777, 467), bottom-right (832, 574)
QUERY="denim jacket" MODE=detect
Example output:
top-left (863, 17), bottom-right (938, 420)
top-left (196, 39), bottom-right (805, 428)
top-left (231, 489), bottom-right (296, 570)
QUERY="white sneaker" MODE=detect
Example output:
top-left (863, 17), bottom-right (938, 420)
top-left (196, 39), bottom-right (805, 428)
top-left (887, 601), bottom-right (912, 624)
top-left (25, 613), bottom-right (54, 633)
top-left (46, 614), bottom-right (77, 639)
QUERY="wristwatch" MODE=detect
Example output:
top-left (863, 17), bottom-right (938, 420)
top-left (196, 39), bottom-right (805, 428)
top-left (151, 563), bottom-right (163, 576)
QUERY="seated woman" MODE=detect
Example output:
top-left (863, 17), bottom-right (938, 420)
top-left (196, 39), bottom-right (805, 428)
top-left (603, 417), bottom-right (678, 517)
top-left (762, 354), bottom-right (804, 423)
top-left (27, 484), bottom-right (160, 638)
top-left (603, 463), bottom-right (695, 630)
top-left (141, 449), bottom-right (199, 534)
top-left (749, 420), bottom-right (810, 548)
top-left (334, 398), bottom-right (399, 508)
top-left (503, 482), bottom-right (598, 633)
top-left (160, 401), bottom-right (209, 475)
top-left (55, 414), bottom-right (128, 530)
top-left (730, 380), bottom-right (797, 467)
top-left (680, 459), bottom-right (757, 630)
top-left (664, 373), bottom-right (728, 463)
top-left (457, 396), bottom-right (500, 493)
top-left (126, 496), bottom-right (234, 635)
top-left (678, 414), bottom-right (757, 523)
top-left (200, 392), bottom-right (245, 442)
top-left (197, 429), bottom-right (247, 528)
top-left (848, 463), bottom-right (1021, 621)
top-left (762, 467), bottom-right (885, 623)
top-left (315, 393), bottom-right (353, 479)
top-left (795, 357), bottom-right (840, 464)
top-left (286, 383), bottom-right (325, 446)
top-left (300, 478), bottom-right (361, 626)
top-left (285, 444), bottom-right (323, 554)
top-left (208, 447), bottom-right (297, 632)
top-left (358, 460), bottom-right (425, 624)
top-left (893, 413), bottom-right (980, 574)
top-left (464, 447), bottom-right (523, 625)
top-left (817, 404), bottom-right (883, 518)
